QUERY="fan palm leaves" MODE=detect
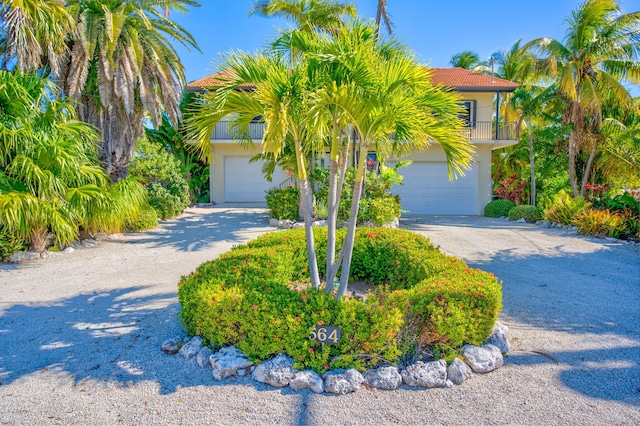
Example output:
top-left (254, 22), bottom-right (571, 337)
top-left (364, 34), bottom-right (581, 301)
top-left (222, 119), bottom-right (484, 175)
top-left (0, 71), bottom-right (110, 252)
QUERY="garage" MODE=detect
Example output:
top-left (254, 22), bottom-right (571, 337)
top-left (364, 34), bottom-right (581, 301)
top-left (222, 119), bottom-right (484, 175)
top-left (224, 156), bottom-right (274, 202)
top-left (391, 162), bottom-right (479, 215)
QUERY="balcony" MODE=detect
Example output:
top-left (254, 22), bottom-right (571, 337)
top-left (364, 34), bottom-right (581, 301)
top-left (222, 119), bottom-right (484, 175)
top-left (461, 121), bottom-right (516, 141)
top-left (210, 121), bottom-right (264, 140)
top-left (210, 120), bottom-right (516, 141)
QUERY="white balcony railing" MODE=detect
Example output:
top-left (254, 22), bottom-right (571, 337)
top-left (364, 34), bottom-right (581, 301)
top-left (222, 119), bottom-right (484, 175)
top-left (210, 121), bottom-right (516, 141)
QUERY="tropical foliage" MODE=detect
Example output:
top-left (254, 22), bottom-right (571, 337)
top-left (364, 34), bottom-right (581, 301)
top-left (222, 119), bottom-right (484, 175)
top-left (0, 0), bottom-right (200, 180)
top-left (186, 12), bottom-right (472, 298)
top-left (0, 71), bottom-right (109, 252)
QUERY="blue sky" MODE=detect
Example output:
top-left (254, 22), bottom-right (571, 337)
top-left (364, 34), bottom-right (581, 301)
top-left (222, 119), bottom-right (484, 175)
top-left (172, 0), bottom-right (639, 95)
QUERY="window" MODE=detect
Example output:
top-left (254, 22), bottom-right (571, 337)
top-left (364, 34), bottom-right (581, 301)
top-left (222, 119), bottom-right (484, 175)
top-left (459, 101), bottom-right (476, 127)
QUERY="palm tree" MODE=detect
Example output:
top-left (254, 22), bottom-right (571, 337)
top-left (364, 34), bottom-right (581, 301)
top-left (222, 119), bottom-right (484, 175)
top-left (250, 0), bottom-right (357, 33)
top-left (375, 0), bottom-right (392, 36)
top-left (309, 21), bottom-right (473, 297)
top-left (509, 85), bottom-right (558, 206)
top-left (523, 0), bottom-right (639, 196)
top-left (62, 0), bottom-right (200, 180)
top-left (186, 49), bottom-right (325, 290)
top-left (449, 51), bottom-right (491, 74)
top-left (0, 0), bottom-right (75, 74)
top-left (0, 71), bottom-right (110, 252)
top-left (0, 0), bottom-right (200, 180)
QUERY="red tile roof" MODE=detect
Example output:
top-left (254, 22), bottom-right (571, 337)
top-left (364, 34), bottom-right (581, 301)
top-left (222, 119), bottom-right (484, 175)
top-left (429, 67), bottom-right (518, 92)
top-left (186, 67), bottom-right (517, 92)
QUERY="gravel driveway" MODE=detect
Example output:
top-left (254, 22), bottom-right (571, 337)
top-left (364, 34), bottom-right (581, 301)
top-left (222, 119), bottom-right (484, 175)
top-left (1, 206), bottom-right (639, 425)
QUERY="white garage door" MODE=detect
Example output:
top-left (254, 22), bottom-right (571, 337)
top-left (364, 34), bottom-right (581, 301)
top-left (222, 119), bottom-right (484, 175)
top-left (392, 162), bottom-right (478, 215)
top-left (224, 157), bottom-right (273, 202)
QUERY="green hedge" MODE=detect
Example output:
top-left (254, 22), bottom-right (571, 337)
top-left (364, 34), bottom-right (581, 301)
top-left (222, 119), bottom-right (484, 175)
top-left (508, 205), bottom-right (543, 223)
top-left (484, 199), bottom-right (516, 217)
top-left (178, 228), bottom-right (502, 372)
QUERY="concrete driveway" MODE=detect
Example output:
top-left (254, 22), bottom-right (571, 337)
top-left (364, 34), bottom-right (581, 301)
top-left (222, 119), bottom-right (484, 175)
top-left (0, 206), bottom-right (638, 425)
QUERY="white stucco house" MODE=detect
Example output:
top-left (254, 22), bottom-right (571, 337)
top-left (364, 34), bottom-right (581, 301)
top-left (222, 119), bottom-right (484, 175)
top-left (185, 67), bottom-right (518, 215)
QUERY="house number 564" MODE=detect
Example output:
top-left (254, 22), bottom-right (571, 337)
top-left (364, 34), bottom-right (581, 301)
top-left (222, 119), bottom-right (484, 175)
top-left (309, 326), bottom-right (341, 344)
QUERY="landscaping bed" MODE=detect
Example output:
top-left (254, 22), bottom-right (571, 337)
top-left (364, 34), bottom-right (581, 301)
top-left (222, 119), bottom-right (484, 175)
top-left (178, 227), bottom-right (502, 373)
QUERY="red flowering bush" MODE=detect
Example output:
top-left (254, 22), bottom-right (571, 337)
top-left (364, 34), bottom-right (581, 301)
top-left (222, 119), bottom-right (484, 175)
top-left (495, 174), bottom-right (527, 205)
top-left (178, 228), bottom-right (502, 372)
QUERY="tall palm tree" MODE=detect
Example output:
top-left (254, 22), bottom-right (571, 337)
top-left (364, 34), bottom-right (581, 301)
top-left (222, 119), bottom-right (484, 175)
top-left (250, 0), bottom-right (356, 33)
top-left (0, 0), bottom-right (75, 74)
top-left (523, 0), bottom-right (639, 196)
top-left (309, 21), bottom-right (472, 297)
top-left (62, 0), bottom-right (200, 180)
top-left (186, 49), bottom-right (325, 290)
top-left (375, 0), bottom-right (392, 36)
top-left (0, 0), bottom-right (200, 180)
top-left (509, 85), bottom-right (558, 206)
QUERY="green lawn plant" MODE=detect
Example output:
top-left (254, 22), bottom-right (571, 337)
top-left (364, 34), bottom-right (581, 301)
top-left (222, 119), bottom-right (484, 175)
top-left (178, 228), bottom-right (502, 373)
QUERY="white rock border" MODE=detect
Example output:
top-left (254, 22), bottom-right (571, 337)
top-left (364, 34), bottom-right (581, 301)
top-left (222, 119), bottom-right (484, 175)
top-left (162, 322), bottom-right (510, 394)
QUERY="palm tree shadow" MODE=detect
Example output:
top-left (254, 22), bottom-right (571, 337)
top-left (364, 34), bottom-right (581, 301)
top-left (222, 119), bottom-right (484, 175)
top-left (115, 206), bottom-right (273, 253)
top-left (0, 287), bottom-right (222, 394)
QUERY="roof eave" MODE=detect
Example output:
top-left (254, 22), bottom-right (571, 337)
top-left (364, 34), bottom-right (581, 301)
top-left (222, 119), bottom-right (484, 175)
top-left (454, 86), bottom-right (518, 93)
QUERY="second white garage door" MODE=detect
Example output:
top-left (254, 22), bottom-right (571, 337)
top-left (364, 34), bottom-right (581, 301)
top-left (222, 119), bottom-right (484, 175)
top-left (224, 157), bottom-right (274, 202)
top-left (392, 162), bottom-right (478, 215)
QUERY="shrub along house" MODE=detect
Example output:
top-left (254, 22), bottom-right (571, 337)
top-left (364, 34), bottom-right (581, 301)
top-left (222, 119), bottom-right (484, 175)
top-left (185, 67), bottom-right (518, 215)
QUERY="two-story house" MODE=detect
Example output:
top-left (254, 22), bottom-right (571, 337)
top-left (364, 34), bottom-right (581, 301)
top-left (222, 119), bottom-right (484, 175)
top-left (185, 67), bottom-right (518, 215)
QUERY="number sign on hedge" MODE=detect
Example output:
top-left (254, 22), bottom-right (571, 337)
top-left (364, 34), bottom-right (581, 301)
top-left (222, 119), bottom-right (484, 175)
top-left (309, 326), bottom-right (341, 344)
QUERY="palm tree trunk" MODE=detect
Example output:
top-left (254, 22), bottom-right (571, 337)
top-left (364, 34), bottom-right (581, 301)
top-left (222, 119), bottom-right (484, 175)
top-left (568, 102), bottom-right (581, 197)
top-left (335, 142), bottom-right (368, 299)
top-left (325, 123), bottom-right (340, 285)
top-left (580, 140), bottom-right (599, 197)
top-left (528, 126), bottom-right (536, 206)
top-left (295, 140), bottom-right (321, 289)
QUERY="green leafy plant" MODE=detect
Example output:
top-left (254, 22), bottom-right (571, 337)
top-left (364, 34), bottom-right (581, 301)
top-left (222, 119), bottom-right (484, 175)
top-left (265, 186), bottom-right (300, 221)
top-left (508, 205), bottom-right (543, 223)
top-left (572, 209), bottom-right (626, 238)
top-left (130, 138), bottom-right (191, 220)
top-left (543, 190), bottom-right (591, 224)
top-left (357, 196), bottom-right (401, 225)
top-left (484, 199), bottom-right (516, 218)
top-left (126, 204), bottom-right (158, 231)
top-left (178, 228), bottom-right (502, 373)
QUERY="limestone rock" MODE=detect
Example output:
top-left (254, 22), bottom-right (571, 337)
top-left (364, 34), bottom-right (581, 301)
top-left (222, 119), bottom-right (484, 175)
top-left (290, 370), bottom-right (324, 393)
top-left (62, 247), bottom-right (75, 254)
top-left (486, 322), bottom-right (510, 354)
top-left (196, 346), bottom-right (213, 368)
top-left (461, 344), bottom-right (504, 373)
top-left (401, 360), bottom-right (447, 388)
top-left (363, 366), bottom-right (402, 390)
top-left (251, 354), bottom-right (295, 388)
top-left (211, 346), bottom-right (253, 380)
top-left (292, 222), bottom-right (304, 229)
top-left (9, 251), bottom-right (41, 263)
top-left (323, 369), bottom-right (365, 394)
top-left (312, 220), bottom-right (327, 227)
top-left (161, 337), bottom-right (186, 355)
top-left (178, 336), bottom-right (203, 359)
top-left (269, 218), bottom-right (279, 226)
top-left (447, 358), bottom-right (473, 385)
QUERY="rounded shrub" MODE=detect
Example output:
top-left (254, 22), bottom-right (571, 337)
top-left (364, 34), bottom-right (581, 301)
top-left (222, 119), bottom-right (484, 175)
top-left (178, 228), bottom-right (502, 373)
top-left (127, 204), bottom-right (159, 231)
top-left (357, 196), bottom-right (401, 225)
top-left (484, 199), bottom-right (516, 217)
top-left (508, 205), bottom-right (543, 223)
top-left (265, 187), bottom-right (300, 221)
